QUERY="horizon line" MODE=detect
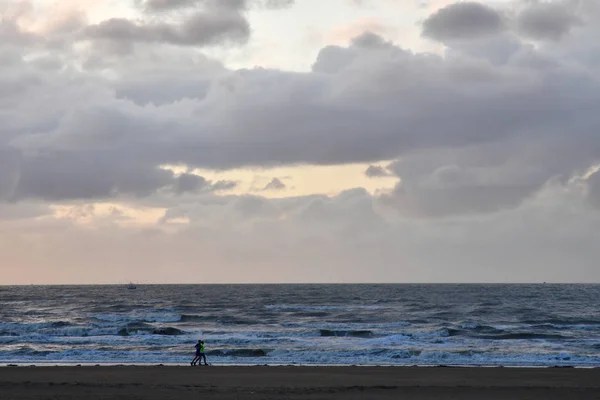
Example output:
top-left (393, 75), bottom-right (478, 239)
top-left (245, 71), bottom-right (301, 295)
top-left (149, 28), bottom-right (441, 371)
top-left (0, 282), bottom-right (594, 286)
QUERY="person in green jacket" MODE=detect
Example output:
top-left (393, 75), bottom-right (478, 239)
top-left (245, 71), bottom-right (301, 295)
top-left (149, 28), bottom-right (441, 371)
top-left (197, 340), bottom-right (207, 365)
top-left (191, 340), bottom-right (208, 366)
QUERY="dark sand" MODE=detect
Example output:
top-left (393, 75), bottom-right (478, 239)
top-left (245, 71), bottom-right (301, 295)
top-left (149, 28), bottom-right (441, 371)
top-left (2, 366), bottom-right (600, 399)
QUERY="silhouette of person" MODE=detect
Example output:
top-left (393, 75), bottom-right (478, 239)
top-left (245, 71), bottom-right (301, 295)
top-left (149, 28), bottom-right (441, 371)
top-left (190, 340), bottom-right (202, 366)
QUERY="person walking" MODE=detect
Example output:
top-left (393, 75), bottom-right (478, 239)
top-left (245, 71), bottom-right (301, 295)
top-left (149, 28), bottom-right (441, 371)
top-left (190, 340), bottom-right (202, 366)
top-left (197, 340), bottom-right (208, 366)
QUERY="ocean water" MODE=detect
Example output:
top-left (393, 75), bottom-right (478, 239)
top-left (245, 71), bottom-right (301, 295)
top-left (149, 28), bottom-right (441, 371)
top-left (1, 284), bottom-right (600, 366)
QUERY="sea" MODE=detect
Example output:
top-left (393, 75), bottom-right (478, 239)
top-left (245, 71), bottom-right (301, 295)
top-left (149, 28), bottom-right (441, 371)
top-left (1, 284), bottom-right (600, 367)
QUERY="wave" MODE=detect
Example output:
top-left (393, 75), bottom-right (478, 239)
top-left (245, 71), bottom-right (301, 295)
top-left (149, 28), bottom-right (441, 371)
top-left (531, 323), bottom-right (600, 331)
top-left (118, 324), bottom-right (185, 336)
top-left (319, 329), bottom-right (375, 338)
top-left (521, 318), bottom-right (600, 326)
top-left (439, 327), bottom-right (569, 340)
top-left (2, 346), bottom-right (54, 357)
top-left (443, 320), bottom-right (580, 338)
top-left (180, 314), bottom-right (259, 325)
top-left (179, 314), bottom-right (204, 322)
top-left (0, 320), bottom-right (183, 337)
top-left (207, 349), bottom-right (269, 357)
top-left (478, 333), bottom-right (570, 340)
top-left (390, 350), bottom-right (422, 359)
top-left (90, 311), bottom-right (181, 323)
top-left (48, 321), bottom-right (73, 328)
top-left (265, 305), bottom-right (385, 311)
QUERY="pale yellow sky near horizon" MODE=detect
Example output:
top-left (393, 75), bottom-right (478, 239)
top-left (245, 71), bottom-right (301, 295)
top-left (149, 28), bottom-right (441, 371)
top-left (50, 162), bottom-right (398, 227)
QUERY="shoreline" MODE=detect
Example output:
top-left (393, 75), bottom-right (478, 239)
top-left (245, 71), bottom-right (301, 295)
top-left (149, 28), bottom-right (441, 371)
top-left (2, 362), bottom-right (598, 368)
top-left (2, 365), bottom-right (600, 399)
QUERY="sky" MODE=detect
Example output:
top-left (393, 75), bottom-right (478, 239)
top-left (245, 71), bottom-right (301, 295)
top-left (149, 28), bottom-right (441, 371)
top-left (1, 0), bottom-right (600, 284)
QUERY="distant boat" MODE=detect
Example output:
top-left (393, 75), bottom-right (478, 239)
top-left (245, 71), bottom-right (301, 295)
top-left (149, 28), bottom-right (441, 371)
top-left (127, 282), bottom-right (137, 290)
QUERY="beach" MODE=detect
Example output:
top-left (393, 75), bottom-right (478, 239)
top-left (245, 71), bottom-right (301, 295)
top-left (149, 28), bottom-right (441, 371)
top-left (2, 366), bottom-right (600, 399)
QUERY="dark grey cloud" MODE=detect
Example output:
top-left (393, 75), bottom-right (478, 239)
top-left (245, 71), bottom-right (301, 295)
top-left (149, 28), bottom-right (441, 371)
top-left (312, 45), bottom-right (359, 74)
top-left (381, 178), bottom-right (534, 217)
top-left (212, 180), bottom-right (238, 191)
top-left (171, 173), bottom-right (237, 194)
top-left (380, 120), bottom-right (600, 217)
top-left (84, 11), bottom-right (249, 47)
top-left (365, 165), bottom-right (391, 178)
top-left (263, 177), bottom-right (286, 190)
top-left (586, 170), bottom-right (600, 208)
top-left (516, 1), bottom-right (581, 41)
top-left (0, 148), bottom-right (21, 201)
top-left (422, 2), bottom-right (505, 41)
top-left (313, 32), bottom-right (398, 73)
top-left (172, 173), bottom-right (209, 194)
top-left (1, 3), bottom-right (600, 219)
top-left (0, 148), bottom-right (235, 201)
top-left (350, 31), bottom-right (393, 48)
top-left (444, 33), bottom-right (522, 65)
top-left (6, 30), bottom-right (600, 211)
top-left (10, 150), bottom-right (174, 201)
top-left (140, 0), bottom-right (294, 12)
top-left (143, 0), bottom-right (199, 12)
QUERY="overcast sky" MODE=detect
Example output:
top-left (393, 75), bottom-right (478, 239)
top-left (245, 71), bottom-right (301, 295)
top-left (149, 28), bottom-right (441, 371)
top-left (1, 0), bottom-right (600, 284)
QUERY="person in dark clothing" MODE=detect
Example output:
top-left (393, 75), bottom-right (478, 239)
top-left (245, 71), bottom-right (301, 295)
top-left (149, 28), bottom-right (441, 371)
top-left (190, 340), bottom-right (202, 366)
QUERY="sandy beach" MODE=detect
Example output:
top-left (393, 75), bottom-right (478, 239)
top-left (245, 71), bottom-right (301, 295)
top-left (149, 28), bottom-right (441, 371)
top-left (1, 366), bottom-right (600, 399)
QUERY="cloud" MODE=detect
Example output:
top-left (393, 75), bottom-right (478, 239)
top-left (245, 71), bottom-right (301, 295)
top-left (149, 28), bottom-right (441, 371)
top-left (1, 1), bottom-right (600, 221)
top-left (141, 0), bottom-right (294, 12)
top-left (84, 10), bottom-right (250, 47)
top-left (11, 151), bottom-right (174, 201)
top-left (263, 177), bottom-right (287, 190)
top-left (4, 181), bottom-right (600, 284)
top-left (0, 18), bottom-right (41, 47)
top-left (261, 0), bottom-right (295, 10)
top-left (142, 0), bottom-right (199, 12)
top-left (5, 28), bottom-right (600, 211)
top-left (0, 147), bottom-right (235, 201)
top-left (171, 173), bottom-right (238, 194)
top-left (365, 165), bottom-right (392, 178)
top-left (516, 1), bottom-right (582, 41)
top-left (2, 0), bottom-right (600, 284)
top-left (0, 148), bottom-right (21, 201)
top-left (0, 202), bottom-right (51, 222)
top-left (422, 2), bottom-right (506, 42)
top-left (327, 19), bottom-right (397, 45)
top-left (586, 169), bottom-right (600, 208)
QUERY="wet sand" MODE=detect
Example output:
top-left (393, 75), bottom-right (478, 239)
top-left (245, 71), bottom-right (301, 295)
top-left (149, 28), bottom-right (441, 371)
top-left (1, 365), bottom-right (600, 399)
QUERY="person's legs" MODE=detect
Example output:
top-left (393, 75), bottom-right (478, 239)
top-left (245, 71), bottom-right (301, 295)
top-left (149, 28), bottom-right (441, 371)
top-left (201, 354), bottom-right (207, 365)
top-left (191, 355), bottom-right (199, 366)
